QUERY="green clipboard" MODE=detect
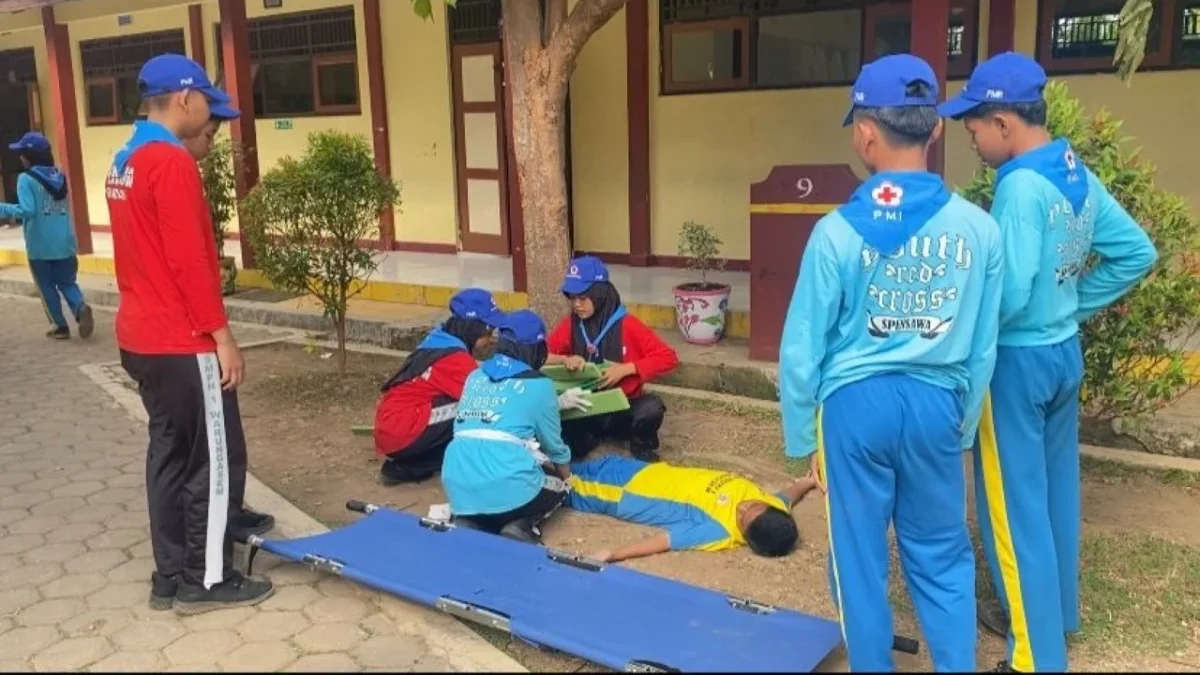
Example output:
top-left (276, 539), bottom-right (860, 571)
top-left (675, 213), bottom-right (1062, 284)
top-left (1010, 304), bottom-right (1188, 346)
top-left (541, 361), bottom-right (631, 420)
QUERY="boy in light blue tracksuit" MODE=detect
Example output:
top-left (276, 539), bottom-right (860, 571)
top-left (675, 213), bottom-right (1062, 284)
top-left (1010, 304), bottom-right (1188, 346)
top-left (779, 54), bottom-right (1003, 672)
top-left (940, 53), bottom-right (1157, 673)
top-left (0, 132), bottom-right (93, 340)
top-left (441, 310), bottom-right (574, 543)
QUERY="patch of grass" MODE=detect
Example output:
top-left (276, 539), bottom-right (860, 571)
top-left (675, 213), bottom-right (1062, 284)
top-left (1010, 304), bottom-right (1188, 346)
top-left (1080, 454), bottom-right (1199, 489)
top-left (1077, 532), bottom-right (1200, 654)
top-left (657, 389), bottom-right (781, 423)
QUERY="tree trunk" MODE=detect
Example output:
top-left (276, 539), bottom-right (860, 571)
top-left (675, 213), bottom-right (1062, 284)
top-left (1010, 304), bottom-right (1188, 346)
top-left (334, 310), bottom-right (348, 376)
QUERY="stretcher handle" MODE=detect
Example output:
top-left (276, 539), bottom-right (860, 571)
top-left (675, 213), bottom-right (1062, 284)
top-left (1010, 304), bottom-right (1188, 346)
top-left (346, 500), bottom-right (371, 514)
top-left (892, 635), bottom-right (920, 655)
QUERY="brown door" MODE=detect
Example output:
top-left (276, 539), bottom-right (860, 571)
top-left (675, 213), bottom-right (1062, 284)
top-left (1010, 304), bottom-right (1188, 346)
top-left (451, 42), bottom-right (510, 255)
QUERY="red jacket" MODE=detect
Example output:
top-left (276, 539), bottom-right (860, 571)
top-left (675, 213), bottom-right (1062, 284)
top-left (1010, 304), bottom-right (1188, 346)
top-left (374, 350), bottom-right (477, 456)
top-left (107, 142), bottom-right (227, 354)
top-left (547, 314), bottom-right (679, 398)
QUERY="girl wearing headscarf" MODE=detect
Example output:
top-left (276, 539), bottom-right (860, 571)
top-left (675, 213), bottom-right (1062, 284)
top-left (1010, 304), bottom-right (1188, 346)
top-left (0, 132), bottom-right (93, 340)
top-left (441, 310), bottom-right (573, 543)
top-left (374, 288), bottom-right (506, 485)
top-left (545, 256), bottom-right (680, 462)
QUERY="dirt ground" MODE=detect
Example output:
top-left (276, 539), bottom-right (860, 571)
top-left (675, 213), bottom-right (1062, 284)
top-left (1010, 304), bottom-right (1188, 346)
top-left (238, 342), bottom-right (1200, 673)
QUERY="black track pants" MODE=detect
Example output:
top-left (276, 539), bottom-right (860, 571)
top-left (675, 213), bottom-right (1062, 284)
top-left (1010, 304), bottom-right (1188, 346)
top-left (121, 350), bottom-right (248, 588)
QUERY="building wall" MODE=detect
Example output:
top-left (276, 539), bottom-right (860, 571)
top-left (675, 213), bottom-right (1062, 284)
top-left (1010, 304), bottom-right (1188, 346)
top-left (566, 0), bottom-right (1200, 262)
top-left (0, 16), bottom-right (58, 161)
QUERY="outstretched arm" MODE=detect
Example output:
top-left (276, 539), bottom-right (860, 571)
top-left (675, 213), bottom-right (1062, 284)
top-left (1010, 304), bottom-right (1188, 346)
top-left (778, 476), bottom-right (820, 508)
top-left (592, 532), bottom-right (671, 563)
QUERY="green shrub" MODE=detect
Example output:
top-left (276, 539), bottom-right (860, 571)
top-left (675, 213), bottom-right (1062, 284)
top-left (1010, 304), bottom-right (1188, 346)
top-left (197, 137), bottom-right (236, 258)
top-left (242, 131), bottom-right (401, 374)
top-left (959, 80), bottom-right (1200, 421)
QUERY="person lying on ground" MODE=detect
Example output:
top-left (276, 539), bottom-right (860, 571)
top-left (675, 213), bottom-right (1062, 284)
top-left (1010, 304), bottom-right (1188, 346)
top-left (568, 454), bottom-right (820, 563)
top-left (175, 107), bottom-right (276, 544)
top-left (441, 310), bottom-right (580, 543)
top-left (0, 131), bottom-right (94, 341)
top-left (544, 256), bottom-right (680, 463)
top-left (373, 288), bottom-right (506, 485)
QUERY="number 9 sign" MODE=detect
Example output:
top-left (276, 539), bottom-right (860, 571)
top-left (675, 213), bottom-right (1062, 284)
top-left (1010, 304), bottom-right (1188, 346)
top-left (796, 177), bottom-right (814, 199)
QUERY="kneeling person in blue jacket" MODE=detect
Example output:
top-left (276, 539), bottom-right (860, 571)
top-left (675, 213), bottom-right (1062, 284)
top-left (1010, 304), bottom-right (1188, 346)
top-left (0, 132), bottom-right (93, 340)
top-left (779, 54), bottom-right (1004, 672)
top-left (441, 310), bottom-right (576, 543)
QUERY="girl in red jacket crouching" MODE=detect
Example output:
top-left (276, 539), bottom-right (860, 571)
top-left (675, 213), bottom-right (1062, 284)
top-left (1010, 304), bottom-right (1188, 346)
top-left (374, 289), bottom-right (506, 485)
top-left (545, 256), bottom-right (680, 462)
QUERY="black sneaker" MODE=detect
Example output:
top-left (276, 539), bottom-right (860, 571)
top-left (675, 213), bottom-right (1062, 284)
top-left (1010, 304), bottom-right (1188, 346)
top-left (992, 661), bottom-right (1014, 672)
top-left (229, 508), bottom-right (275, 543)
top-left (77, 304), bottom-right (95, 339)
top-left (499, 518), bottom-right (541, 544)
top-left (378, 463), bottom-right (436, 486)
top-left (46, 326), bottom-right (69, 340)
top-left (174, 571), bottom-right (274, 615)
top-left (149, 572), bottom-right (179, 611)
top-left (979, 598), bottom-right (1010, 638)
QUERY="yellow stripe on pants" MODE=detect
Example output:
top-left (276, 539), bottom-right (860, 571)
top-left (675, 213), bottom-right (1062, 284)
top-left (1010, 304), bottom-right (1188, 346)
top-left (816, 408), bottom-right (850, 648)
top-left (978, 393), bottom-right (1035, 672)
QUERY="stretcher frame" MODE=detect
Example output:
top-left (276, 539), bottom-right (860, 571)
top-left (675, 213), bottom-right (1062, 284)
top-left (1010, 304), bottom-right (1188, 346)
top-left (244, 501), bottom-right (921, 672)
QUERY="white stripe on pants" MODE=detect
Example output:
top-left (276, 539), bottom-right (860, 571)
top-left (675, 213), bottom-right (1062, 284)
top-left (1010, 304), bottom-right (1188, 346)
top-left (197, 353), bottom-right (230, 590)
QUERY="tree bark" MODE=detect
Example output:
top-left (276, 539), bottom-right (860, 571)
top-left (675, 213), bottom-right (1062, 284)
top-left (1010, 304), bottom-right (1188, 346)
top-left (501, 0), bottom-right (629, 322)
top-left (335, 310), bottom-right (348, 376)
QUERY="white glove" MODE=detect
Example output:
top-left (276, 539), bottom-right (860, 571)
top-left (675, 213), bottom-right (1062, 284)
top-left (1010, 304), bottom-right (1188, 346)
top-left (557, 387), bottom-right (593, 413)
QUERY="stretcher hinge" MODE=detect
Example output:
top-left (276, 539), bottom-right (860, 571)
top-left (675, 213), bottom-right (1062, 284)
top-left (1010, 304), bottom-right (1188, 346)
top-left (625, 660), bottom-right (680, 673)
top-left (302, 554), bottom-right (345, 575)
top-left (435, 597), bottom-right (512, 632)
top-left (728, 596), bottom-right (778, 615)
top-left (546, 548), bottom-right (604, 572)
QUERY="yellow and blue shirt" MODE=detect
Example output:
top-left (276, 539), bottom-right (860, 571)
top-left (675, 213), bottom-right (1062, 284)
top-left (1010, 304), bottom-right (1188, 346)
top-left (568, 456), bottom-right (788, 551)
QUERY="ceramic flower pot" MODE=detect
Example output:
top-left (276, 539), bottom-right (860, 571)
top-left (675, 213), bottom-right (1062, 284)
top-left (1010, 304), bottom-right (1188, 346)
top-left (672, 282), bottom-right (731, 345)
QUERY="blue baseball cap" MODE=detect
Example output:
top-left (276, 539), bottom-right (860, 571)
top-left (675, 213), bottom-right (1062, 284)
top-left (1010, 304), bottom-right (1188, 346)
top-left (209, 102), bottom-right (241, 121)
top-left (499, 310), bottom-right (547, 345)
top-left (560, 256), bottom-right (609, 296)
top-left (449, 288), bottom-right (506, 327)
top-left (938, 52), bottom-right (1047, 119)
top-left (138, 53), bottom-right (236, 112)
top-left (843, 54), bottom-right (940, 127)
top-left (8, 131), bottom-right (50, 154)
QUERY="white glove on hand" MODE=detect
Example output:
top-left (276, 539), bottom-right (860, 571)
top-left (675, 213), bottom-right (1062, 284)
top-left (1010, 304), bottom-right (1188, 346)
top-left (557, 387), bottom-right (593, 413)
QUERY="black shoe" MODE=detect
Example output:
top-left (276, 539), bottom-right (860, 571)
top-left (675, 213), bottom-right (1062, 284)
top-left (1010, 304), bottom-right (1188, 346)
top-left (979, 598), bottom-right (1010, 638)
top-left (229, 508), bottom-right (275, 543)
top-left (378, 464), bottom-right (436, 487)
top-left (499, 518), bottom-right (541, 544)
top-left (992, 661), bottom-right (1014, 672)
top-left (77, 304), bottom-right (95, 339)
top-left (175, 571), bottom-right (274, 615)
top-left (46, 326), bottom-right (69, 340)
top-left (149, 572), bottom-right (179, 611)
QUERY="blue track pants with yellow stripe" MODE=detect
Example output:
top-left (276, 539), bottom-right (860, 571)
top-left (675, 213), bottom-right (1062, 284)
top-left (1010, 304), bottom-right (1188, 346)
top-left (819, 374), bottom-right (976, 672)
top-left (974, 338), bottom-right (1083, 673)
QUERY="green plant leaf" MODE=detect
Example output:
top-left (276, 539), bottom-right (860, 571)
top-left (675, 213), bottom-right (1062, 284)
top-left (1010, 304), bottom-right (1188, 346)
top-left (702, 315), bottom-right (724, 326)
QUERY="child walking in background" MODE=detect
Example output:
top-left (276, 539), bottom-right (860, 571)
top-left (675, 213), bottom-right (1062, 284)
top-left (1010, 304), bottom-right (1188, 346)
top-left (545, 256), bottom-right (680, 462)
top-left (0, 131), bottom-right (93, 340)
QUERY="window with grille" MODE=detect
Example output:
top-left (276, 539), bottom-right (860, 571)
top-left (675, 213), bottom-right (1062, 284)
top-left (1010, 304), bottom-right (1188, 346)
top-left (79, 30), bottom-right (186, 125)
top-left (449, 0), bottom-right (501, 44)
top-left (216, 6), bottom-right (360, 118)
top-left (660, 0), bottom-right (979, 94)
top-left (0, 48), bottom-right (37, 85)
top-left (1038, 0), bottom-right (1200, 73)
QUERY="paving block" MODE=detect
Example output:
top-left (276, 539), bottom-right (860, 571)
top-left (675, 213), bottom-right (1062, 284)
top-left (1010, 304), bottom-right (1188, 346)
top-left (6, 515), bottom-right (65, 536)
top-left (87, 581), bottom-right (147, 610)
top-left (302, 596), bottom-right (370, 624)
top-left (0, 586), bottom-right (41, 615)
top-left (40, 573), bottom-right (108, 599)
top-left (0, 625), bottom-right (61, 660)
top-left (220, 640), bottom-right (299, 672)
top-left (0, 563), bottom-right (64, 591)
top-left (163, 629), bottom-right (243, 667)
top-left (112, 617), bottom-right (187, 651)
top-left (260, 584), bottom-right (321, 612)
top-left (285, 653), bottom-right (361, 673)
top-left (65, 550), bottom-right (129, 575)
top-left (88, 650), bottom-right (166, 673)
top-left (15, 598), bottom-right (87, 627)
top-left (236, 610), bottom-right (311, 642)
top-left (292, 622), bottom-right (366, 653)
top-left (23, 542), bottom-right (87, 565)
top-left (350, 634), bottom-right (427, 670)
top-left (31, 635), bottom-right (113, 671)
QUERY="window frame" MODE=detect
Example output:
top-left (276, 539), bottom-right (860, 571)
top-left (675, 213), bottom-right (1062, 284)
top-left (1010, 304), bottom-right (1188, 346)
top-left (1036, 0), bottom-right (1182, 74)
top-left (84, 76), bottom-right (120, 126)
top-left (312, 52), bottom-right (362, 115)
top-left (658, 0), bottom-right (982, 96)
top-left (662, 16), bottom-right (751, 94)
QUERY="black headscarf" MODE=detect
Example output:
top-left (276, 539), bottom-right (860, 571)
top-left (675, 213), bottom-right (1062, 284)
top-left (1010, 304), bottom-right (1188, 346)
top-left (569, 281), bottom-right (625, 364)
top-left (495, 337), bottom-right (549, 379)
top-left (381, 317), bottom-right (491, 392)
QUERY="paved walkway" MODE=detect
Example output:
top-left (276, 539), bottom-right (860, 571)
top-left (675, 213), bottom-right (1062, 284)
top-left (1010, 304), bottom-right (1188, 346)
top-left (0, 295), bottom-right (523, 672)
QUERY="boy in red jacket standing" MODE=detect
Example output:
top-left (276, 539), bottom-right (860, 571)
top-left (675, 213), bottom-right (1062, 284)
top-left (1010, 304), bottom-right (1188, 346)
top-left (107, 54), bottom-right (272, 614)
top-left (546, 256), bottom-right (680, 462)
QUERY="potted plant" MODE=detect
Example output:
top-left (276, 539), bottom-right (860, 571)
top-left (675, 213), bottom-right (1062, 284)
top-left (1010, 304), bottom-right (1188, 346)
top-left (199, 137), bottom-right (239, 295)
top-left (673, 220), bottom-right (731, 345)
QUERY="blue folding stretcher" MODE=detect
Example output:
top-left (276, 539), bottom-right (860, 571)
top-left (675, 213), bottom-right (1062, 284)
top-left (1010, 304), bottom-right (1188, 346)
top-left (247, 501), bottom-right (917, 672)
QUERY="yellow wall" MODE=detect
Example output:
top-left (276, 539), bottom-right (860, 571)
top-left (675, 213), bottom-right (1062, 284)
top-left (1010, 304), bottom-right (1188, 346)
top-left (378, 0), bottom-right (458, 247)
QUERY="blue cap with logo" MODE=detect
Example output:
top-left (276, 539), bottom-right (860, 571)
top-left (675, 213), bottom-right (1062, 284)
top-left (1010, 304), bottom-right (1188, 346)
top-left (560, 256), bottom-right (610, 296)
top-left (937, 51), bottom-right (1047, 119)
top-left (138, 53), bottom-right (239, 118)
top-left (499, 310), bottom-right (547, 345)
top-left (449, 288), bottom-right (506, 328)
top-left (842, 54), bottom-right (940, 127)
top-left (8, 131), bottom-right (50, 154)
